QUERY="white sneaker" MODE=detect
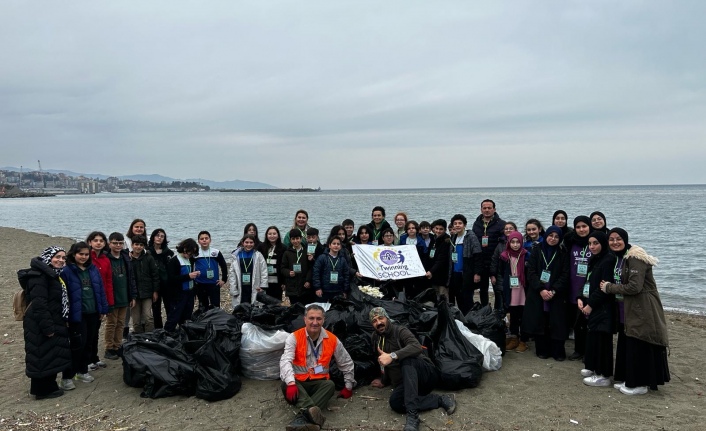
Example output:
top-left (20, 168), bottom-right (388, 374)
top-left (580, 369), bottom-right (594, 377)
top-left (74, 373), bottom-right (95, 383)
top-left (619, 385), bottom-right (648, 395)
top-left (59, 379), bottom-right (76, 390)
top-left (95, 360), bottom-right (107, 368)
top-left (613, 382), bottom-right (625, 390)
top-left (87, 363), bottom-right (98, 371)
top-left (583, 374), bottom-right (611, 387)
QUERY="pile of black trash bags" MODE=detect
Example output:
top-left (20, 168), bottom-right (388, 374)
top-left (122, 286), bottom-right (507, 401)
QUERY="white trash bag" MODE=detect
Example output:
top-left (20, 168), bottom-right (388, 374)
top-left (455, 319), bottom-right (503, 371)
top-left (239, 323), bottom-right (290, 380)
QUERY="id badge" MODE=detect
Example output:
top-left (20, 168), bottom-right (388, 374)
top-left (510, 276), bottom-right (520, 288)
top-left (330, 271), bottom-right (339, 284)
top-left (267, 258), bottom-right (274, 265)
top-left (307, 244), bottom-right (316, 254)
top-left (482, 236), bottom-right (489, 247)
top-left (451, 252), bottom-right (458, 263)
top-left (577, 263), bottom-right (588, 276)
top-left (206, 269), bottom-right (215, 279)
top-left (372, 240), bottom-right (379, 246)
top-left (616, 293), bottom-right (624, 302)
top-left (582, 282), bottom-right (590, 296)
top-left (267, 265), bottom-right (275, 275)
top-left (540, 270), bottom-right (551, 283)
top-left (293, 264), bottom-right (302, 273)
top-left (314, 365), bottom-right (324, 374)
top-left (429, 249), bottom-right (436, 258)
top-left (187, 280), bottom-right (194, 291)
top-left (242, 273), bottom-right (251, 285)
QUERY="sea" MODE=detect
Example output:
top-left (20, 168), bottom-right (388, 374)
top-left (2, 185), bottom-right (704, 315)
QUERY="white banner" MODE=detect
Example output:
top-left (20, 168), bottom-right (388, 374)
top-left (352, 244), bottom-right (426, 280)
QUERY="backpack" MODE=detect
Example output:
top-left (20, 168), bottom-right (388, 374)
top-left (14, 268), bottom-right (32, 321)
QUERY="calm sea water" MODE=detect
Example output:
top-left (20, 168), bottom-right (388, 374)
top-left (2, 185), bottom-right (704, 314)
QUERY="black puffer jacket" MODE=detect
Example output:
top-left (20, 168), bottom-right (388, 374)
top-left (522, 243), bottom-right (569, 340)
top-left (22, 257), bottom-right (72, 378)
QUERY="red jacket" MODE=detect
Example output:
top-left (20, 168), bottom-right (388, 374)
top-left (91, 250), bottom-right (115, 306)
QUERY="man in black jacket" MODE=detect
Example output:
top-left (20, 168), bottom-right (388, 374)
top-left (369, 307), bottom-right (456, 431)
top-left (471, 199), bottom-right (506, 308)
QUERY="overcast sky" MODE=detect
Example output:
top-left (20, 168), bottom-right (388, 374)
top-left (2, 1), bottom-right (705, 189)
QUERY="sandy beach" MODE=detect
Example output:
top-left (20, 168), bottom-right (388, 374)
top-left (0, 226), bottom-right (704, 431)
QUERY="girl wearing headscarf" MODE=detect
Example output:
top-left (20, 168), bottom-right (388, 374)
top-left (497, 231), bottom-right (529, 353)
top-left (22, 246), bottom-right (72, 399)
top-left (600, 228), bottom-right (670, 395)
top-left (552, 210), bottom-right (572, 237)
top-left (523, 226), bottom-right (569, 361)
top-left (563, 215), bottom-right (592, 361)
top-left (577, 231), bottom-right (616, 387)
top-left (590, 211), bottom-right (609, 234)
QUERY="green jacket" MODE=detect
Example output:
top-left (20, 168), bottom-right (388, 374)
top-left (605, 246), bottom-right (669, 347)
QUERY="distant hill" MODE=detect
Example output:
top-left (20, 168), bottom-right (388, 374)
top-left (1, 167), bottom-right (277, 190)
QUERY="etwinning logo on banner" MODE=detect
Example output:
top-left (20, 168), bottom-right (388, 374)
top-left (353, 245), bottom-right (425, 280)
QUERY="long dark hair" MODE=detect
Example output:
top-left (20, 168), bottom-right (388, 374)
top-left (86, 231), bottom-right (109, 253)
top-left (259, 226), bottom-right (284, 255)
top-left (126, 218), bottom-right (146, 239)
top-left (148, 228), bottom-right (169, 249)
top-left (67, 241), bottom-right (93, 267)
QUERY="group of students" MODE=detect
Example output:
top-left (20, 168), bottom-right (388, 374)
top-left (22, 201), bottom-right (669, 402)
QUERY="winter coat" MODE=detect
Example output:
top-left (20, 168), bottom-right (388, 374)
top-left (604, 246), bottom-right (669, 347)
top-left (579, 252), bottom-right (616, 334)
top-left (313, 252), bottom-right (350, 295)
top-left (280, 246), bottom-right (313, 298)
top-left (496, 250), bottom-right (528, 310)
top-left (229, 247), bottom-right (268, 306)
top-left (366, 219), bottom-right (392, 245)
top-left (490, 237), bottom-right (507, 278)
top-left (61, 263), bottom-right (109, 322)
top-left (108, 250), bottom-right (138, 306)
top-left (147, 245), bottom-right (174, 296)
top-left (428, 233), bottom-right (450, 286)
top-left (471, 213), bottom-right (506, 271)
top-left (91, 250), bottom-right (114, 306)
top-left (22, 257), bottom-right (72, 378)
top-left (447, 230), bottom-right (483, 287)
top-left (131, 251), bottom-right (161, 299)
top-left (522, 243), bottom-right (569, 340)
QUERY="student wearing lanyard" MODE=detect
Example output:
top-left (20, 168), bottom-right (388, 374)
top-left (229, 234), bottom-right (268, 308)
top-left (281, 229), bottom-right (314, 305)
top-left (563, 215), bottom-right (593, 361)
top-left (523, 226), bottom-right (570, 361)
top-left (313, 236), bottom-right (350, 303)
top-left (258, 226), bottom-right (286, 300)
top-left (577, 231), bottom-right (616, 387)
top-left (366, 206), bottom-right (392, 246)
top-left (496, 231), bottom-right (529, 353)
top-left (280, 304), bottom-right (354, 430)
top-left (447, 214), bottom-right (482, 314)
top-left (194, 231), bottom-right (229, 310)
top-left (428, 219), bottom-right (450, 300)
top-left (165, 238), bottom-right (200, 333)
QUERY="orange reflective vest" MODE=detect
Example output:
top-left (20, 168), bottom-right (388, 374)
top-left (292, 328), bottom-right (338, 381)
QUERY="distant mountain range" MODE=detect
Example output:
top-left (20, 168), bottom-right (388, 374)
top-left (1, 167), bottom-right (277, 190)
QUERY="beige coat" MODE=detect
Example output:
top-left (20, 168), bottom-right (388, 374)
top-left (604, 246), bottom-right (668, 347)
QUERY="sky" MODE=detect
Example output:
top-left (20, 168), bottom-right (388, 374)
top-left (2, 1), bottom-right (705, 189)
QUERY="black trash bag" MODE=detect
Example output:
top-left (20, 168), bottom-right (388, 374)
top-left (343, 334), bottom-right (375, 362)
top-left (122, 340), bottom-right (197, 399)
top-left (411, 288), bottom-right (439, 305)
top-left (193, 323), bottom-right (242, 401)
top-left (182, 308), bottom-right (242, 340)
top-left (214, 328), bottom-right (242, 372)
top-left (324, 308), bottom-right (358, 340)
top-left (329, 359), bottom-right (379, 390)
top-left (430, 300), bottom-right (484, 390)
top-left (256, 291), bottom-right (282, 306)
top-left (128, 328), bottom-right (188, 348)
top-left (465, 303), bottom-right (507, 355)
top-left (277, 303), bottom-right (306, 332)
top-left (414, 310), bottom-right (438, 333)
top-left (232, 302), bottom-right (253, 323)
top-left (250, 305), bottom-right (289, 330)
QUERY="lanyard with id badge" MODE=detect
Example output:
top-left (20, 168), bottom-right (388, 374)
top-left (308, 337), bottom-right (325, 374)
top-left (540, 250), bottom-right (557, 284)
top-left (614, 258), bottom-right (625, 301)
top-left (267, 249), bottom-right (276, 275)
top-left (241, 257), bottom-right (253, 285)
top-left (481, 223), bottom-right (489, 247)
top-left (576, 246), bottom-right (589, 277)
top-left (293, 249), bottom-right (303, 273)
top-left (329, 256), bottom-right (339, 284)
top-left (203, 250), bottom-right (215, 279)
top-left (509, 256), bottom-right (520, 288)
top-left (307, 244), bottom-right (317, 255)
top-left (582, 271), bottom-right (592, 296)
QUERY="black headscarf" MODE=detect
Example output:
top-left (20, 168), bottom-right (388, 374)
top-left (570, 215), bottom-right (592, 247)
top-left (590, 211), bottom-right (609, 234)
top-left (608, 227), bottom-right (630, 258)
top-left (587, 231), bottom-right (609, 270)
top-left (552, 210), bottom-right (570, 235)
top-left (541, 225), bottom-right (563, 271)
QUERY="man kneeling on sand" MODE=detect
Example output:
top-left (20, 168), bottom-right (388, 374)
top-left (280, 304), bottom-right (355, 431)
top-left (369, 307), bottom-right (456, 431)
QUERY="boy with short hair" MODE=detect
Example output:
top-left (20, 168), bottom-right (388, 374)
top-left (448, 214), bottom-right (482, 314)
top-left (105, 232), bottom-right (137, 359)
top-left (281, 229), bottom-right (314, 305)
top-left (305, 228), bottom-right (324, 263)
top-left (129, 235), bottom-right (160, 333)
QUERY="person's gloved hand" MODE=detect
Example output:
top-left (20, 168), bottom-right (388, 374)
top-left (285, 384), bottom-right (299, 404)
top-left (339, 387), bottom-right (353, 399)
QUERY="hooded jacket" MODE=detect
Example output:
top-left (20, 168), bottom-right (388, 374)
top-left (604, 246), bottom-right (669, 347)
top-left (471, 213), bottom-right (506, 270)
top-left (131, 250), bottom-right (161, 299)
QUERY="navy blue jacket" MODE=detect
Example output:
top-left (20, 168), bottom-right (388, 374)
top-left (61, 263), bottom-right (109, 322)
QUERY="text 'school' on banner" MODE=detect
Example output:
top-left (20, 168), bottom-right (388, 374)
top-left (352, 244), bottom-right (426, 280)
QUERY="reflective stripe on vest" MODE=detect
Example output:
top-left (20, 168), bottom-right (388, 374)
top-left (292, 328), bottom-right (338, 381)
